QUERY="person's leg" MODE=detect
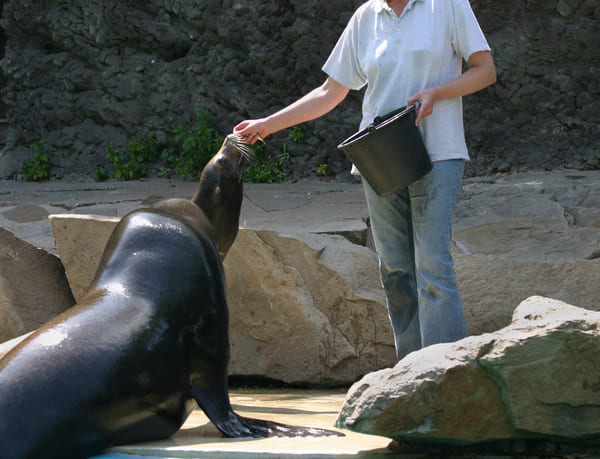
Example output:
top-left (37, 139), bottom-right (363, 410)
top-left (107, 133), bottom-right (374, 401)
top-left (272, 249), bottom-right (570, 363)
top-left (363, 180), bottom-right (421, 360)
top-left (409, 159), bottom-right (467, 346)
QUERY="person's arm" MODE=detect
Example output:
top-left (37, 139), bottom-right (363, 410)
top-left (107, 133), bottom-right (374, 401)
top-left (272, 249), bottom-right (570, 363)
top-left (233, 77), bottom-right (350, 143)
top-left (408, 50), bottom-right (496, 125)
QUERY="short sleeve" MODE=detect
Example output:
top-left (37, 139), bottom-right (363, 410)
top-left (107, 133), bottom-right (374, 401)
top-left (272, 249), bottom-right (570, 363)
top-left (450, 0), bottom-right (491, 61)
top-left (322, 12), bottom-right (367, 90)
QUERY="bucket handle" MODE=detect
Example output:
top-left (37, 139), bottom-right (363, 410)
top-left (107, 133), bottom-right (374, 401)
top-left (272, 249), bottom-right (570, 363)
top-left (368, 104), bottom-right (417, 132)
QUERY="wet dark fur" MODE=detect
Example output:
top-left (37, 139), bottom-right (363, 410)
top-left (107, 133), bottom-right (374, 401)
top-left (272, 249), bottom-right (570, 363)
top-left (0, 135), bottom-right (340, 459)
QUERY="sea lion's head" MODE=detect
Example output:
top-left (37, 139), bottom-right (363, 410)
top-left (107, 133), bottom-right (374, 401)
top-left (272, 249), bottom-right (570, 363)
top-left (192, 134), bottom-right (252, 258)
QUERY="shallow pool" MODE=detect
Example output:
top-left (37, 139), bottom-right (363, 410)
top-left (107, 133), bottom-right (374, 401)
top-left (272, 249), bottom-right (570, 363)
top-left (85, 390), bottom-right (391, 458)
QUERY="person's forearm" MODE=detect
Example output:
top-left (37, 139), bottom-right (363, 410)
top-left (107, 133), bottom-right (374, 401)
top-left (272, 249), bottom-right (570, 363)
top-left (409, 50), bottom-right (496, 125)
top-left (234, 77), bottom-right (349, 141)
top-left (264, 78), bottom-right (349, 134)
top-left (435, 51), bottom-right (496, 100)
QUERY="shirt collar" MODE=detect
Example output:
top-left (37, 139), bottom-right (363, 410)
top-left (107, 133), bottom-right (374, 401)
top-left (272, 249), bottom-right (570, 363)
top-left (373, 0), bottom-right (424, 15)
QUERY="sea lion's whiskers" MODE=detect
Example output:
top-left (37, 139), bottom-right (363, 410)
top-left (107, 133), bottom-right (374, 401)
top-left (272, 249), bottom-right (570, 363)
top-left (225, 134), bottom-right (255, 163)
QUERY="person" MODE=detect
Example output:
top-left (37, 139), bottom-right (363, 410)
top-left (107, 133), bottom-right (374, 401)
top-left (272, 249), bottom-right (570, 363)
top-left (233, 0), bottom-right (496, 360)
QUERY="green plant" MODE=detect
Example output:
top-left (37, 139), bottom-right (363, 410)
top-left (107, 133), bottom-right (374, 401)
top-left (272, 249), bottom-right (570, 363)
top-left (316, 163), bottom-right (329, 176)
top-left (129, 136), bottom-right (159, 164)
top-left (95, 109), bottom-right (293, 183)
top-left (22, 140), bottom-right (51, 181)
top-left (244, 143), bottom-right (288, 184)
top-left (105, 145), bottom-right (127, 180)
top-left (127, 136), bottom-right (159, 178)
top-left (159, 147), bottom-right (178, 177)
top-left (105, 136), bottom-right (159, 180)
top-left (287, 125), bottom-right (306, 144)
top-left (162, 110), bottom-right (224, 179)
top-left (93, 165), bottom-right (108, 182)
top-left (244, 143), bottom-right (290, 183)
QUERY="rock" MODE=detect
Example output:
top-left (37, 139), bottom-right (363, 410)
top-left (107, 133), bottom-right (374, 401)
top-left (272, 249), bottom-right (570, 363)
top-left (224, 230), bottom-right (395, 385)
top-left (2, 205), bottom-right (48, 223)
top-left (49, 214), bottom-right (397, 385)
top-left (0, 149), bottom-right (23, 179)
top-left (0, 227), bottom-right (75, 342)
top-left (0, 332), bottom-right (32, 361)
top-left (451, 172), bottom-right (600, 335)
top-left (482, 297), bottom-right (600, 438)
top-left (454, 219), bottom-right (600, 261)
top-left (556, 0), bottom-right (579, 16)
top-left (336, 296), bottom-right (600, 446)
top-left (49, 214), bottom-right (120, 301)
top-left (457, 254), bottom-right (600, 335)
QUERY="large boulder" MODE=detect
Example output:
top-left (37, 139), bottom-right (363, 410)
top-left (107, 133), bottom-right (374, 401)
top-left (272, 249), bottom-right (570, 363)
top-left (49, 214), bottom-right (120, 301)
top-left (0, 332), bottom-right (33, 361)
top-left (336, 296), bottom-right (600, 447)
top-left (0, 227), bottom-right (75, 342)
top-left (224, 229), bottom-right (395, 385)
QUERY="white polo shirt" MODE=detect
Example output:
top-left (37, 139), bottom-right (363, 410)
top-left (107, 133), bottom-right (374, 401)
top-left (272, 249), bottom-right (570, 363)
top-left (322, 0), bottom-right (490, 163)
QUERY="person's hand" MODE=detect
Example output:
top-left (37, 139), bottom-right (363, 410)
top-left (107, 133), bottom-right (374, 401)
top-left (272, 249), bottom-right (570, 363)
top-left (407, 87), bottom-right (440, 126)
top-left (233, 119), bottom-right (270, 144)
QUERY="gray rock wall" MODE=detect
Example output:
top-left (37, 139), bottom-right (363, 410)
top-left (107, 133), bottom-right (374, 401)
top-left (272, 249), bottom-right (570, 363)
top-left (0, 0), bottom-right (598, 180)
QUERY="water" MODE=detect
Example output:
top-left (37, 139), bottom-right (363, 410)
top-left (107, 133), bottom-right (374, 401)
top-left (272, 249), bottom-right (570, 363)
top-left (90, 389), bottom-right (393, 458)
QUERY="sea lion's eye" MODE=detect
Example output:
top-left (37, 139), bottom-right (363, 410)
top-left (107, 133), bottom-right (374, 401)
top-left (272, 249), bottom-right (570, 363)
top-left (217, 155), bottom-right (229, 168)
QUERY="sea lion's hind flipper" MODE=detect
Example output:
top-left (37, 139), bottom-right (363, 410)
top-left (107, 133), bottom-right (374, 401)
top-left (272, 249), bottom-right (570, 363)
top-left (238, 416), bottom-right (345, 438)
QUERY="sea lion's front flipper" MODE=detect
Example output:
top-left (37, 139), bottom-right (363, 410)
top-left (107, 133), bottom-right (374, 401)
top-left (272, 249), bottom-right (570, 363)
top-left (236, 416), bottom-right (345, 438)
top-left (190, 385), bottom-right (267, 437)
top-left (191, 386), bottom-right (344, 438)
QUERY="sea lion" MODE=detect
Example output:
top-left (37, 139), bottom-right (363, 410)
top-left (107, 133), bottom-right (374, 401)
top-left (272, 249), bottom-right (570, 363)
top-left (0, 135), bottom-right (340, 459)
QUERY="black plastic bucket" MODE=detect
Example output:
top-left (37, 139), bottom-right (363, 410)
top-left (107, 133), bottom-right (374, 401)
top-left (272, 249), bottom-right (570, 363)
top-left (337, 105), bottom-right (432, 196)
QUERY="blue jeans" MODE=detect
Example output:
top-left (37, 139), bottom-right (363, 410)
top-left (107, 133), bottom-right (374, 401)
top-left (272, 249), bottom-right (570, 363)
top-left (363, 159), bottom-right (467, 360)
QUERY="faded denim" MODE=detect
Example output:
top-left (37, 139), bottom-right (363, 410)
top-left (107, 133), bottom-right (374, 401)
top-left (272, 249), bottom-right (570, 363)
top-left (363, 159), bottom-right (467, 360)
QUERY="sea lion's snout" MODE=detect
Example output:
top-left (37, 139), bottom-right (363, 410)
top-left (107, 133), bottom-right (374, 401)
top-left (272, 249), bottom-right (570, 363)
top-left (217, 134), bottom-right (252, 182)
